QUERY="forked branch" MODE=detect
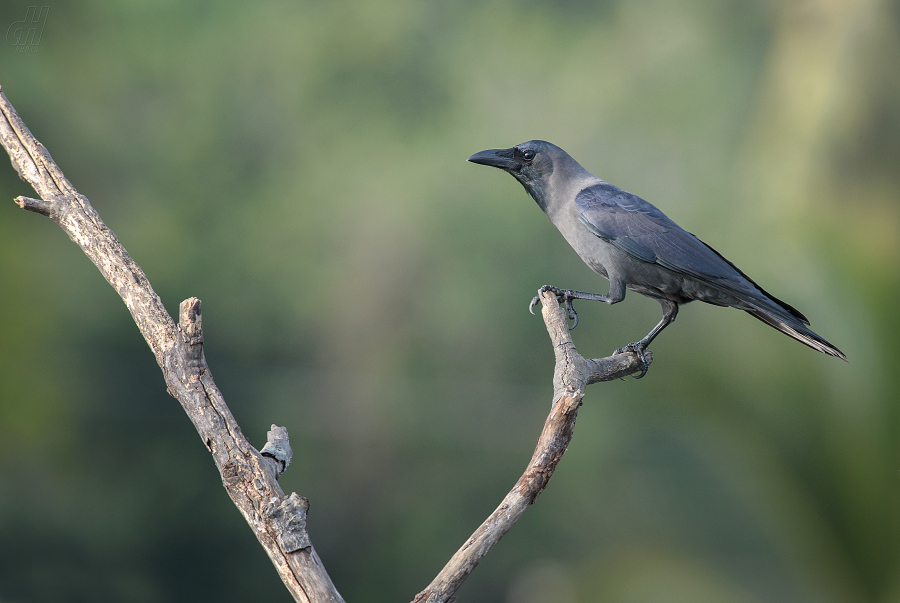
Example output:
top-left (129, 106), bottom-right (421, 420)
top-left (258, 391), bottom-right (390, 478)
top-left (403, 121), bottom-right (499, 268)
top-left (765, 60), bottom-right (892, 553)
top-left (0, 87), bottom-right (648, 603)
top-left (412, 290), bottom-right (648, 603)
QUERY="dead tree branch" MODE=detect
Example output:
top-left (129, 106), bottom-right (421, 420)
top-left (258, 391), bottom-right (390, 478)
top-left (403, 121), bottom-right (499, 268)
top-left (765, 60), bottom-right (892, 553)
top-left (0, 86), bottom-right (343, 603)
top-left (1, 86), bottom-right (649, 603)
top-left (412, 291), bottom-right (649, 603)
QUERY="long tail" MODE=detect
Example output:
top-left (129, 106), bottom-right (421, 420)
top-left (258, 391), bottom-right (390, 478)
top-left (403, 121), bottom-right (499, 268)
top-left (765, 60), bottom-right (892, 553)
top-left (747, 308), bottom-right (847, 361)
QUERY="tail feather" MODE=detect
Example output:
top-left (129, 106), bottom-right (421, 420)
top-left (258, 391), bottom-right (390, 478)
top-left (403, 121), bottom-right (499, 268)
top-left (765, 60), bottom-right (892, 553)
top-left (747, 309), bottom-right (847, 361)
top-left (697, 237), bottom-right (810, 324)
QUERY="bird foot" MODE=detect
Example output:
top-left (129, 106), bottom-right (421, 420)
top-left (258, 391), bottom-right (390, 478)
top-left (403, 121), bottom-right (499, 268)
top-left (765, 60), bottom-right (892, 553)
top-left (614, 342), bottom-right (651, 379)
top-left (529, 285), bottom-right (579, 329)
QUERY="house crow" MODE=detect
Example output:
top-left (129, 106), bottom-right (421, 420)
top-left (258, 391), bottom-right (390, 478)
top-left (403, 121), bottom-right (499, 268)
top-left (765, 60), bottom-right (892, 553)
top-left (468, 140), bottom-right (846, 377)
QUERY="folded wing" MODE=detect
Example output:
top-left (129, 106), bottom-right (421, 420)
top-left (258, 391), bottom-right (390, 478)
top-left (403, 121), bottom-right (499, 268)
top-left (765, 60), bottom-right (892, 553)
top-left (575, 183), bottom-right (809, 324)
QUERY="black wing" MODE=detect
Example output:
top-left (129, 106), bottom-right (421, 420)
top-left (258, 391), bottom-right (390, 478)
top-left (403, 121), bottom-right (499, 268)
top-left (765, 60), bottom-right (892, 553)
top-left (575, 183), bottom-right (809, 323)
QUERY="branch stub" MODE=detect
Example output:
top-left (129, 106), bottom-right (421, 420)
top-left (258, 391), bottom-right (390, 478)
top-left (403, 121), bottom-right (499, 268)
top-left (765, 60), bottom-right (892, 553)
top-left (260, 425), bottom-right (293, 475)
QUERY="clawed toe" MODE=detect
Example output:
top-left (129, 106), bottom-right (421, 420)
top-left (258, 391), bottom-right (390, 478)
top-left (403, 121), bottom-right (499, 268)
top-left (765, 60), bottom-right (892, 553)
top-left (530, 285), bottom-right (560, 314)
top-left (529, 285), bottom-right (579, 329)
top-left (564, 298), bottom-right (578, 330)
top-left (614, 342), bottom-right (651, 379)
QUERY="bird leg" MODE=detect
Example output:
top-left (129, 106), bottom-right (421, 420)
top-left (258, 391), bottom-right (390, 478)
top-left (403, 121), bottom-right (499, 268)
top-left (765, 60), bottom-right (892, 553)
top-left (614, 300), bottom-right (678, 379)
top-left (529, 285), bottom-right (616, 330)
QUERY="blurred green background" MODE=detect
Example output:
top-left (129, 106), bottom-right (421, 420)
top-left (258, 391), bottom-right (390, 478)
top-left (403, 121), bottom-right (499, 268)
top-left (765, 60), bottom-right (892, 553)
top-left (1, 0), bottom-right (898, 601)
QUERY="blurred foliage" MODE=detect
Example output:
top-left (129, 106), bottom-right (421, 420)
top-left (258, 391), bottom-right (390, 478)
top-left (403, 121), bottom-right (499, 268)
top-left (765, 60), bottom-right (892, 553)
top-left (0, 0), bottom-right (898, 601)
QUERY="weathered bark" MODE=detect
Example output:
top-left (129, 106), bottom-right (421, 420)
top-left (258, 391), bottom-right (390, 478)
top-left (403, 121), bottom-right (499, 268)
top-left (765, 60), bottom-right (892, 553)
top-left (1, 86), bottom-right (649, 603)
top-left (411, 290), bottom-right (648, 603)
top-left (0, 86), bottom-right (344, 603)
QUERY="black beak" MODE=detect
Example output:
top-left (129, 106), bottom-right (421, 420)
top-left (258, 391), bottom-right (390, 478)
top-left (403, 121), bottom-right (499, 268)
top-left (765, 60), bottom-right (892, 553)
top-left (467, 147), bottom-right (519, 170)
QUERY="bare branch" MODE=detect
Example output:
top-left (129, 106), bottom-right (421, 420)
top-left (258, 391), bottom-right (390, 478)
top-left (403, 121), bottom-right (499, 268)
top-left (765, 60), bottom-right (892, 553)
top-left (0, 86), bottom-right (344, 603)
top-left (412, 290), bottom-right (649, 603)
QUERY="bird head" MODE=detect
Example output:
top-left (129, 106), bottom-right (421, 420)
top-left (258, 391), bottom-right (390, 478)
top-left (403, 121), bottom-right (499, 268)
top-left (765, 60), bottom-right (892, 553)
top-left (467, 140), bottom-right (585, 212)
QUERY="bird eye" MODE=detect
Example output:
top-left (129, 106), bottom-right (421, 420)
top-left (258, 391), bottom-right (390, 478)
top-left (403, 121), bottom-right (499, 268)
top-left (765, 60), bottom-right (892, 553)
top-left (522, 149), bottom-right (536, 161)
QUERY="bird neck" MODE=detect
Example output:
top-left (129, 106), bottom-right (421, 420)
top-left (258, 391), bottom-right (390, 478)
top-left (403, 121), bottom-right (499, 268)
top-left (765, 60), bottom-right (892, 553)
top-left (517, 177), bottom-right (551, 213)
top-left (542, 170), bottom-right (602, 219)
